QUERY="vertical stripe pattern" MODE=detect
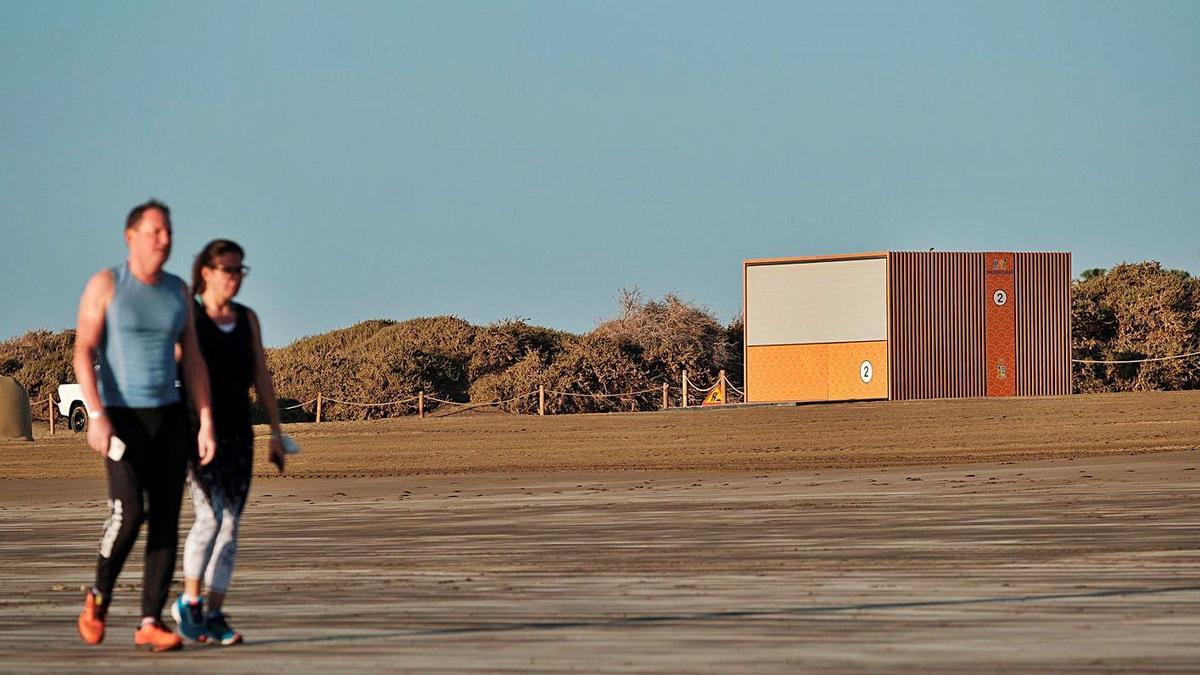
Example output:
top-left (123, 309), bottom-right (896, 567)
top-left (1015, 252), bottom-right (1072, 396)
top-left (887, 252), bottom-right (986, 400)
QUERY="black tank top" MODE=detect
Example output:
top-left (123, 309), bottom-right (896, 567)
top-left (194, 300), bottom-right (256, 441)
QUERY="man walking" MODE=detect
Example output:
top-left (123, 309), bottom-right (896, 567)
top-left (74, 199), bottom-right (217, 652)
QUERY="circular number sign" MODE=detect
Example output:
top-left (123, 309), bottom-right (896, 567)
top-left (860, 360), bottom-right (873, 384)
top-left (993, 289), bottom-right (1008, 306)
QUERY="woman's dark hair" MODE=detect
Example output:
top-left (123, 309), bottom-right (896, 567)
top-left (191, 239), bottom-right (246, 296)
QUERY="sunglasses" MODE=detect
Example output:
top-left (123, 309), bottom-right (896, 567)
top-left (210, 264), bottom-right (251, 276)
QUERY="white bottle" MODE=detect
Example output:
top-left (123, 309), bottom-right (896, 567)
top-left (107, 436), bottom-right (126, 462)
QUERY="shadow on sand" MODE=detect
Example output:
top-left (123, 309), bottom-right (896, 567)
top-left (244, 584), bottom-right (1200, 648)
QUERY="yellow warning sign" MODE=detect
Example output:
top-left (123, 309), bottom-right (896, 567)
top-left (702, 382), bottom-right (725, 406)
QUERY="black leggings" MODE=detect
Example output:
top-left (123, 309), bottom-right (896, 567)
top-left (94, 403), bottom-right (189, 619)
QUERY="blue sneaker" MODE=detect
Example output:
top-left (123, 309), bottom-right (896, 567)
top-left (169, 595), bottom-right (207, 642)
top-left (204, 610), bottom-right (243, 646)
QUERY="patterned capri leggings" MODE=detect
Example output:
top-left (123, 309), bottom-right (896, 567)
top-left (183, 438), bottom-right (253, 593)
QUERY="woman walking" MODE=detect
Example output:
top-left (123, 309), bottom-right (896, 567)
top-left (172, 239), bottom-right (285, 645)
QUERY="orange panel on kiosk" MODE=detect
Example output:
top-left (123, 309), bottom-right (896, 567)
top-left (745, 344), bottom-right (829, 402)
top-left (985, 252), bottom-right (1016, 396)
top-left (826, 341), bottom-right (888, 401)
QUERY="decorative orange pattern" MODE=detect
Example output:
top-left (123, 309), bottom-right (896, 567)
top-left (985, 252), bottom-right (1016, 397)
top-left (746, 342), bottom-right (887, 402)
top-left (747, 344), bottom-right (829, 401)
top-left (827, 342), bottom-right (888, 401)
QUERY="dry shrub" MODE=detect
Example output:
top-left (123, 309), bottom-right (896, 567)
top-left (1, 290), bottom-right (747, 422)
top-left (0, 330), bottom-right (75, 416)
top-left (266, 320), bottom-right (394, 420)
top-left (469, 292), bottom-right (740, 414)
top-left (591, 287), bottom-right (733, 386)
top-left (468, 352), bottom-right (547, 414)
top-left (360, 317), bottom-right (477, 408)
top-left (267, 317), bottom-right (478, 420)
top-left (724, 313), bottom-right (745, 389)
top-left (542, 334), bottom-right (654, 413)
top-left (1072, 263), bottom-right (1200, 392)
top-left (468, 319), bottom-right (571, 381)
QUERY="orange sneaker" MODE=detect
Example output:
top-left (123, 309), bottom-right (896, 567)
top-left (77, 590), bottom-right (107, 645)
top-left (134, 621), bottom-right (183, 652)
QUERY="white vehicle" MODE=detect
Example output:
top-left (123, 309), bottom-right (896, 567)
top-left (58, 380), bottom-right (183, 432)
top-left (57, 384), bottom-right (89, 433)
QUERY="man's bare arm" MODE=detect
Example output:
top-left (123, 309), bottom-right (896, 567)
top-left (74, 270), bottom-right (114, 454)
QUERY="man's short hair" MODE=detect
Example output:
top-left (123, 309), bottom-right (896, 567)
top-left (125, 199), bottom-right (171, 231)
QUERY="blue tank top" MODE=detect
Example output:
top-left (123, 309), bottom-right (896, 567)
top-left (97, 262), bottom-right (187, 408)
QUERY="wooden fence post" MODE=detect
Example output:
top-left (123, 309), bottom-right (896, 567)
top-left (315, 392), bottom-right (323, 423)
top-left (48, 396), bottom-right (55, 435)
top-left (538, 385), bottom-right (545, 416)
top-left (681, 370), bottom-right (688, 408)
top-left (718, 370), bottom-right (726, 403)
top-left (418, 391), bottom-right (425, 419)
top-left (661, 382), bottom-right (668, 410)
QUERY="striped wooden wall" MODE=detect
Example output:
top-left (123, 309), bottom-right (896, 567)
top-left (1014, 252), bottom-right (1073, 395)
top-left (887, 252), bottom-right (987, 400)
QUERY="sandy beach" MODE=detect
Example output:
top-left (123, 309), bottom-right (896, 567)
top-left (1, 391), bottom-right (1198, 672)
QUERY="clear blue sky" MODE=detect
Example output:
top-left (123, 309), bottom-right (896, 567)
top-left (3, 1), bottom-right (1197, 346)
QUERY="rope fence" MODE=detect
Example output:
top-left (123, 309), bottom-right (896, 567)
top-left (422, 391), bottom-right (537, 418)
top-left (546, 387), bottom-right (662, 398)
top-left (227, 369), bottom-right (744, 426)
top-left (266, 369), bottom-right (748, 423)
top-left (28, 395), bottom-right (58, 430)
top-left (683, 370), bottom-right (745, 405)
top-left (280, 397), bottom-right (319, 411)
top-left (321, 395), bottom-right (420, 407)
top-left (259, 350), bottom-right (1200, 423)
top-left (0, 375), bottom-right (735, 435)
